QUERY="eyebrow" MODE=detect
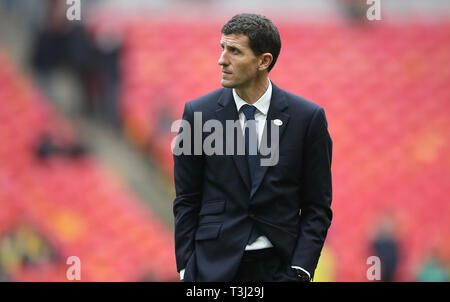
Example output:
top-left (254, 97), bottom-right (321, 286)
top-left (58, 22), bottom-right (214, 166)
top-left (220, 43), bottom-right (241, 52)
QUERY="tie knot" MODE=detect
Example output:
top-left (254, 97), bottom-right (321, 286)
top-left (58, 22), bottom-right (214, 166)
top-left (241, 104), bottom-right (256, 120)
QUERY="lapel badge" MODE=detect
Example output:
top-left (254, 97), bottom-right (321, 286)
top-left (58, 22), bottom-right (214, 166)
top-left (274, 119), bottom-right (283, 126)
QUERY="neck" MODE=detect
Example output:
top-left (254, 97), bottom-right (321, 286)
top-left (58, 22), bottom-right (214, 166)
top-left (234, 74), bottom-right (269, 104)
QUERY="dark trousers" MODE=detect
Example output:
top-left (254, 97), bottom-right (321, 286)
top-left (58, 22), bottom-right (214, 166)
top-left (233, 248), bottom-right (301, 282)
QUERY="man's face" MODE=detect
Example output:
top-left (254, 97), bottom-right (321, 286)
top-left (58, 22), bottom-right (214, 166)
top-left (218, 34), bottom-right (260, 89)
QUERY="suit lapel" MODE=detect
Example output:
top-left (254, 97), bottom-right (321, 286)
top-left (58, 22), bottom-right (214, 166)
top-left (250, 82), bottom-right (290, 199)
top-left (214, 83), bottom-right (290, 198)
top-left (215, 88), bottom-right (252, 191)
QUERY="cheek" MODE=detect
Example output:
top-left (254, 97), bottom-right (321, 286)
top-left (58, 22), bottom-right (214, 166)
top-left (243, 66), bottom-right (257, 80)
top-left (235, 61), bottom-right (257, 79)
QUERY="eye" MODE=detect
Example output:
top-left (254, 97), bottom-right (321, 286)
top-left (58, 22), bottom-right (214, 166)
top-left (230, 47), bottom-right (239, 54)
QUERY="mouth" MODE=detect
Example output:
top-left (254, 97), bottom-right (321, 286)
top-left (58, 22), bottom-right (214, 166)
top-left (222, 70), bottom-right (232, 74)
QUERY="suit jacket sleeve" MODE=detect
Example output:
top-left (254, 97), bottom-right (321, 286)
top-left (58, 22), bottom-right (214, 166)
top-left (173, 102), bottom-right (204, 272)
top-left (291, 106), bottom-right (333, 279)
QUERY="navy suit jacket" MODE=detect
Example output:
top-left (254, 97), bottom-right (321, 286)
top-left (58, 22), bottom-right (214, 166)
top-left (173, 82), bottom-right (333, 281)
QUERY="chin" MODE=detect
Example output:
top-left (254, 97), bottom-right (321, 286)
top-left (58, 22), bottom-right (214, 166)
top-left (221, 79), bottom-right (235, 88)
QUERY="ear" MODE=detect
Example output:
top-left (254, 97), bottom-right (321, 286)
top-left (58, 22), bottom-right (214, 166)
top-left (258, 53), bottom-right (273, 71)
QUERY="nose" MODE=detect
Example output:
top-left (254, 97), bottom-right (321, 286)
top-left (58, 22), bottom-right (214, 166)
top-left (218, 50), bottom-right (228, 67)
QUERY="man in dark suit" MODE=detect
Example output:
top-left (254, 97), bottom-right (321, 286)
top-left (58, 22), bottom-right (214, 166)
top-left (173, 13), bottom-right (333, 282)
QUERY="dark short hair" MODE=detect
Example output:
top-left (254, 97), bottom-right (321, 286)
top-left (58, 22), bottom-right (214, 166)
top-left (222, 13), bottom-right (281, 72)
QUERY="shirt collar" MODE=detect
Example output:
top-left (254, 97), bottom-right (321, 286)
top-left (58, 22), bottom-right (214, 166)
top-left (233, 79), bottom-right (272, 116)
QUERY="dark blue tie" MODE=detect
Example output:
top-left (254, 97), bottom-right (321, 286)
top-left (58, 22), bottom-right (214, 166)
top-left (241, 104), bottom-right (260, 244)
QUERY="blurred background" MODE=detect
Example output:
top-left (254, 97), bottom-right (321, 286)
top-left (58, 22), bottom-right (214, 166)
top-left (0, 0), bottom-right (449, 282)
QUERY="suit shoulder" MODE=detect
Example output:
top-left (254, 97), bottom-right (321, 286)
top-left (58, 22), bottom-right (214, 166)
top-left (281, 89), bottom-right (331, 137)
top-left (282, 89), bottom-right (323, 115)
top-left (187, 88), bottom-right (225, 111)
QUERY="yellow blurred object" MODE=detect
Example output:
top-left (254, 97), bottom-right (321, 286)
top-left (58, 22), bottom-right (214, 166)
top-left (0, 224), bottom-right (56, 276)
top-left (313, 245), bottom-right (337, 282)
top-left (50, 211), bottom-right (87, 243)
top-left (0, 237), bottom-right (21, 275)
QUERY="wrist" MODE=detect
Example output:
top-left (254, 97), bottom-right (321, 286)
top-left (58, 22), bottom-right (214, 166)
top-left (292, 267), bottom-right (311, 282)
